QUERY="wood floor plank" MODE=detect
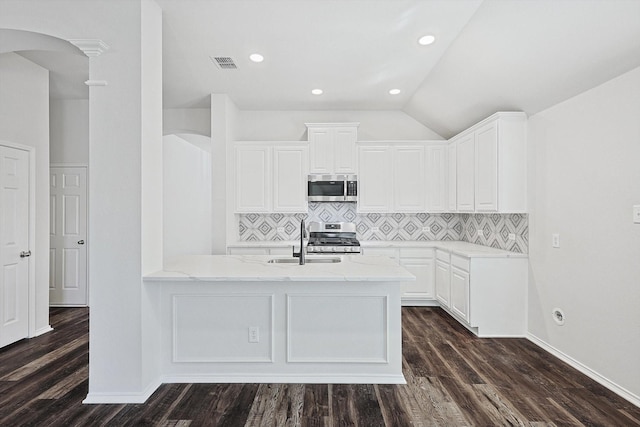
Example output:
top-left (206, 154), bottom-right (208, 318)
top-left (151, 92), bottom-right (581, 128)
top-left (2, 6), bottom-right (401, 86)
top-left (1, 306), bottom-right (638, 426)
top-left (301, 384), bottom-right (329, 427)
top-left (375, 384), bottom-right (416, 427)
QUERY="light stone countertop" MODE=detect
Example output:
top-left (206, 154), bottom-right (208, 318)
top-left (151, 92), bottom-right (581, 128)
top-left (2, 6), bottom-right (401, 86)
top-left (227, 240), bottom-right (527, 258)
top-left (144, 254), bottom-right (416, 282)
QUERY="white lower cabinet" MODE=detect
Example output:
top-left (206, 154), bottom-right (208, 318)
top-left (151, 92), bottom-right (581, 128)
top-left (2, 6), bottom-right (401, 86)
top-left (362, 246), bottom-right (436, 306)
top-left (434, 250), bottom-right (451, 307)
top-left (450, 264), bottom-right (470, 323)
top-left (435, 250), bottom-right (527, 337)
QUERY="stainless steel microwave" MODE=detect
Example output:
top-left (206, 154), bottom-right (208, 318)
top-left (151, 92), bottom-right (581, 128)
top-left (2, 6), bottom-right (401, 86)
top-left (307, 174), bottom-right (357, 202)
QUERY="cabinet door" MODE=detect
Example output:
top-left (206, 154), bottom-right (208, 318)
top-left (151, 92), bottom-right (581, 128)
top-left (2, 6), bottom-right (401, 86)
top-left (308, 127), bottom-right (333, 174)
top-left (426, 145), bottom-right (447, 212)
top-left (400, 257), bottom-right (435, 300)
top-left (456, 133), bottom-right (475, 212)
top-left (434, 259), bottom-right (450, 307)
top-left (450, 266), bottom-right (470, 322)
top-left (358, 146), bottom-right (392, 212)
top-left (447, 143), bottom-right (457, 212)
top-left (333, 127), bottom-right (358, 174)
top-left (394, 146), bottom-right (426, 212)
top-left (273, 146), bottom-right (308, 212)
top-left (475, 121), bottom-right (498, 212)
top-left (236, 145), bottom-right (271, 212)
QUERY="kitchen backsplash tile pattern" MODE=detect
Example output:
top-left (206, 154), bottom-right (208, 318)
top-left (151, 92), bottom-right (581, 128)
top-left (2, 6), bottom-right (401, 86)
top-left (238, 204), bottom-right (528, 253)
top-left (458, 213), bottom-right (528, 253)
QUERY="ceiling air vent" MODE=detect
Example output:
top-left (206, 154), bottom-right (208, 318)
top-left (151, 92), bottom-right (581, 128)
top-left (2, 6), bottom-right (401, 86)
top-left (211, 56), bottom-right (237, 70)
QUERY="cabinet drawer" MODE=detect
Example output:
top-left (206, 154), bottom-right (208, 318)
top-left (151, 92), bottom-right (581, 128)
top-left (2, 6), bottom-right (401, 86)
top-left (400, 248), bottom-right (434, 258)
top-left (362, 247), bottom-right (398, 259)
top-left (451, 254), bottom-right (470, 271)
top-left (436, 249), bottom-right (450, 262)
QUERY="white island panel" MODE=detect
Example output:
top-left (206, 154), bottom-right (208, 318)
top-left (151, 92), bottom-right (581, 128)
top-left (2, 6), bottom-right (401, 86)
top-left (173, 294), bottom-right (273, 363)
top-left (143, 255), bottom-right (410, 388)
top-left (287, 294), bottom-right (388, 363)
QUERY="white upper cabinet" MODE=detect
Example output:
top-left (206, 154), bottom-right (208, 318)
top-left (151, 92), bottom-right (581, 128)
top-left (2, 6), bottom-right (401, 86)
top-left (236, 145), bottom-right (272, 212)
top-left (455, 132), bottom-right (475, 212)
top-left (358, 143), bottom-right (429, 213)
top-left (447, 143), bottom-right (457, 212)
top-left (306, 123), bottom-right (358, 174)
top-left (394, 145), bottom-right (426, 212)
top-left (273, 146), bottom-right (309, 212)
top-left (358, 145), bottom-right (392, 212)
top-left (426, 144), bottom-right (447, 213)
top-left (235, 143), bottom-right (308, 213)
top-left (451, 112), bottom-right (527, 213)
top-left (475, 120), bottom-right (499, 211)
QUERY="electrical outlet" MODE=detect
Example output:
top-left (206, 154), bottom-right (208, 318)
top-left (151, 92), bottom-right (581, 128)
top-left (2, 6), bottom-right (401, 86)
top-left (277, 227), bottom-right (285, 233)
top-left (422, 226), bottom-right (430, 232)
top-left (508, 233), bottom-right (516, 241)
top-left (248, 327), bottom-right (259, 343)
top-left (477, 229), bottom-right (484, 237)
top-left (633, 205), bottom-right (640, 224)
top-left (371, 227), bottom-right (379, 232)
top-left (552, 233), bottom-right (560, 248)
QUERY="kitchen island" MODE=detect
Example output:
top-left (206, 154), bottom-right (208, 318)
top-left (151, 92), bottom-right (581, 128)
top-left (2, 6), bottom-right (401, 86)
top-left (143, 254), bottom-right (414, 387)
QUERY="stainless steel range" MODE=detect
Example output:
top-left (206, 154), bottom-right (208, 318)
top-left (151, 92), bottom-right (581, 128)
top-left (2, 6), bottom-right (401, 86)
top-left (306, 221), bottom-right (361, 254)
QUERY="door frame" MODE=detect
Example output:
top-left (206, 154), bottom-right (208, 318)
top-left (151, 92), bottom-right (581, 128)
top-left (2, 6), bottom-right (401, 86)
top-left (50, 163), bottom-right (89, 306)
top-left (0, 140), bottom-right (36, 338)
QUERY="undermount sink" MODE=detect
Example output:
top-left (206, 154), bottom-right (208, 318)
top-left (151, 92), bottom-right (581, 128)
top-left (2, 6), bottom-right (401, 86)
top-left (267, 257), bottom-right (342, 264)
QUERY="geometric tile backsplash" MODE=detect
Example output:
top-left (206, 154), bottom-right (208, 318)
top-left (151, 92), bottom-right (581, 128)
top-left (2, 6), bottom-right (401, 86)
top-left (238, 203), bottom-right (528, 253)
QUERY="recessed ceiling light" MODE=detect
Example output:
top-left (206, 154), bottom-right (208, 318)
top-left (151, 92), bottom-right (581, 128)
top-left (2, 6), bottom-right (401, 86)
top-left (311, 89), bottom-right (323, 95)
top-left (249, 53), bottom-right (264, 63)
top-left (389, 89), bottom-right (401, 95)
top-left (418, 34), bottom-right (436, 46)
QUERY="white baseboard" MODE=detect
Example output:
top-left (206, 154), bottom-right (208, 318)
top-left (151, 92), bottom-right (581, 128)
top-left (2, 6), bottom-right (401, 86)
top-left (161, 373), bottom-right (407, 385)
top-left (32, 325), bottom-right (53, 338)
top-left (82, 378), bottom-right (162, 404)
top-left (527, 333), bottom-right (640, 408)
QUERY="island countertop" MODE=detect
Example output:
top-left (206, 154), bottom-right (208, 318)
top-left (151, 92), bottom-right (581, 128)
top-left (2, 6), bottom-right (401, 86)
top-left (144, 254), bottom-right (416, 282)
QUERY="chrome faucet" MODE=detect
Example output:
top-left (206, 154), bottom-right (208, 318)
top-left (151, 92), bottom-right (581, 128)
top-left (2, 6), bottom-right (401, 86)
top-left (299, 219), bottom-right (306, 265)
top-left (293, 219), bottom-right (307, 265)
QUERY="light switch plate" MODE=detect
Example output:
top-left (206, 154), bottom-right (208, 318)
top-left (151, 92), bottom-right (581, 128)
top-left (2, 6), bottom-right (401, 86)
top-left (633, 205), bottom-right (640, 224)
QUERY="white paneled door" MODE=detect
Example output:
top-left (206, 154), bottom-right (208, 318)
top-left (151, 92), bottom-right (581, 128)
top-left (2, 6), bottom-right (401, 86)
top-left (0, 145), bottom-right (30, 347)
top-left (49, 167), bottom-right (87, 306)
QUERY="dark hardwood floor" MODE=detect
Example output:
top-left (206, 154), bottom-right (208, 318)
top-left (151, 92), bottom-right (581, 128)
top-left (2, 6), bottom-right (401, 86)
top-left (1, 307), bottom-right (638, 426)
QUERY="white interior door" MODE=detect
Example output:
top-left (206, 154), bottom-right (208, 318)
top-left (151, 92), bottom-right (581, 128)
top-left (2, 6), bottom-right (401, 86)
top-left (49, 167), bottom-right (87, 306)
top-left (0, 145), bottom-right (30, 347)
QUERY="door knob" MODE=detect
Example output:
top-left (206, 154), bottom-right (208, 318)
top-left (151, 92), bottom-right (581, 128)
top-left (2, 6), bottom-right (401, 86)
top-left (20, 250), bottom-right (31, 258)
top-left (78, 240), bottom-right (85, 245)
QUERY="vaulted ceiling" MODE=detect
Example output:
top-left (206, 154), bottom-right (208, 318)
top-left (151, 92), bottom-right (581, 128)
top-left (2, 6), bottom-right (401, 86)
top-left (4, 0), bottom-right (640, 138)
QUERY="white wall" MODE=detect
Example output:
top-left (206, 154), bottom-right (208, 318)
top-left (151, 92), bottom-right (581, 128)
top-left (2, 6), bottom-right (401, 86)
top-left (164, 108), bottom-right (211, 136)
top-left (236, 110), bottom-right (443, 141)
top-left (163, 134), bottom-right (212, 260)
top-left (211, 94), bottom-right (240, 254)
top-left (527, 66), bottom-right (640, 401)
top-left (0, 0), bottom-right (164, 401)
top-left (0, 52), bottom-right (51, 336)
top-left (50, 99), bottom-right (89, 164)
